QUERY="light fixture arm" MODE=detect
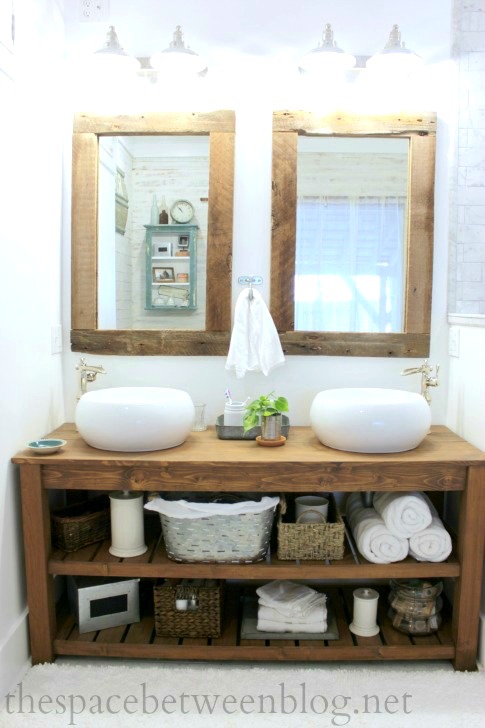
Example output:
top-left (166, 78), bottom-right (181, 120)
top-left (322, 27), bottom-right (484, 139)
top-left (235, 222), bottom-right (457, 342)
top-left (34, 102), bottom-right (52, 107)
top-left (104, 26), bottom-right (123, 50)
top-left (385, 24), bottom-right (405, 50)
top-left (170, 25), bottom-right (188, 49)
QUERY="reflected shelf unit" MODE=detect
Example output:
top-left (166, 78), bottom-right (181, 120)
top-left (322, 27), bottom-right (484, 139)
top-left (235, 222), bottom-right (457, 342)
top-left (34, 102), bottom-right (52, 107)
top-left (13, 425), bottom-right (485, 670)
top-left (145, 224), bottom-right (198, 311)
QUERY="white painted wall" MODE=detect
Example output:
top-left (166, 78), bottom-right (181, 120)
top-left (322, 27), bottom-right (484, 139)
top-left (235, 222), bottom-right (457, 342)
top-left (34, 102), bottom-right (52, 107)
top-left (446, 0), bottom-right (485, 669)
top-left (0, 0), bottom-right (66, 699)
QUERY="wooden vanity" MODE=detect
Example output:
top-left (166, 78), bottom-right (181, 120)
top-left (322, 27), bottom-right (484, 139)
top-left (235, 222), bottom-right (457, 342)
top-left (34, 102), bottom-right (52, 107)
top-left (13, 425), bottom-right (485, 670)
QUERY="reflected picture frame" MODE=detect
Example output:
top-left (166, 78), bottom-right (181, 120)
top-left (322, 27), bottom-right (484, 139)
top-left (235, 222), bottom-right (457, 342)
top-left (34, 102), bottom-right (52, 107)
top-left (153, 266), bottom-right (175, 283)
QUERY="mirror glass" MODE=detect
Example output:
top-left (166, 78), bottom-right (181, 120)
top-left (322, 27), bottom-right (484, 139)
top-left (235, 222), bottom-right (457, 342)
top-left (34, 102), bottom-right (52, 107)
top-left (295, 136), bottom-right (409, 333)
top-left (98, 135), bottom-right (210, 331)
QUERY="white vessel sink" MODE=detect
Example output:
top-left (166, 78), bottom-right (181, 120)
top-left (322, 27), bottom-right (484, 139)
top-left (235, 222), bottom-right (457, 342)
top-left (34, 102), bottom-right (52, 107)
top-left (310, 388), bottom-right (431, 454)
top-left (76, 387), bottom-right (195, 452)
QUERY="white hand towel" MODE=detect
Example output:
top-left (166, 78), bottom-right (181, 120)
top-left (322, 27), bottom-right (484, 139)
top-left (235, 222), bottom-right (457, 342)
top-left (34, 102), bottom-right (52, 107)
top-left (373, 492), bottom-right (433, 538)
top-left (257, 618), bottom-right (327, 634)
top-left (258, 603), bottom-right (327, 625)
top-left (255, 580), bottom-right (324, 619)
top-left (346, 493), bottom-right (409, 564)
top-left (225, 288), bottom-right (285, 378)
top-left (145, 496), bottom-right (279, 520)
top-left (408, 494), bottom-right (452, 562)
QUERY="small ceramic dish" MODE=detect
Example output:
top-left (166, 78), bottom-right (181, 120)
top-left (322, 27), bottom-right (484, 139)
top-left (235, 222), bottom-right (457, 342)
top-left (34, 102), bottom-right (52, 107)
top-left (27, 439), bottom-right (67, 455)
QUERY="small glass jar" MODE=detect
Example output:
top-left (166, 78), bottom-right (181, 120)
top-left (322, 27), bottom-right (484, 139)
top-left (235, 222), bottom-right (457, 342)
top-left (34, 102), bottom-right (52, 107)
top-left (388, 579), bottom-right (443, 635)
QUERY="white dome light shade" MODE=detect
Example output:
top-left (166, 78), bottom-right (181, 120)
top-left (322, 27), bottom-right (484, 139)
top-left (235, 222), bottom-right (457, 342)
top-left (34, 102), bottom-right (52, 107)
top-left (91, 26), bottom-right (141, 73)
top-left (299, 24), bottom-right (356, 74)
top-left (150, 26), bottom-right (208, 76)
top-left (366, 25), bottom-right (423, 72)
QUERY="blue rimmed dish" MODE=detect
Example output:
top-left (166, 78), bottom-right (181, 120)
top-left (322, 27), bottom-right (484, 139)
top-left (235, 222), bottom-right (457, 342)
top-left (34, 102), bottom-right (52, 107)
top-left (27, 439), bottom-right (67, 455)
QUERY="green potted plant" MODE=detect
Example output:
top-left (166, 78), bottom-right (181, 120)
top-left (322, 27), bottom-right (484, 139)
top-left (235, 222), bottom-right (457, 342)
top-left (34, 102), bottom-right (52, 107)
top-left (243, 392), bottom-right (289, 442)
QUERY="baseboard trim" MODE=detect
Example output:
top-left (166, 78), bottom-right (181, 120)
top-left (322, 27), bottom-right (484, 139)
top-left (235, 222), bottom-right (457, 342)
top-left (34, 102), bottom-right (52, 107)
top-left (0, 613), bottom-right (31, 700)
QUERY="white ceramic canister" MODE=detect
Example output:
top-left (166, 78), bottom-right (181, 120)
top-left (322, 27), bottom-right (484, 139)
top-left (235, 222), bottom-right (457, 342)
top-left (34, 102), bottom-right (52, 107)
top-left (109, 491), bottom-right (147, 558)
top-left (224, 401), bottom-right (246, 427)
top-left (349, 587), bottom-right (380, 637)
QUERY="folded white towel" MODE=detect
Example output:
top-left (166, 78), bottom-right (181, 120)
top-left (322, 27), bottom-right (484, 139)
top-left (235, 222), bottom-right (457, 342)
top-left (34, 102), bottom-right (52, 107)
top-left (258, 603), bottom-right (327, 625)
top-left (346, 493), bottom-right (409, 564)
top-left (225, 288), bottom-right (285, 379)
top-left (373, 492), bottom-right (433, 539)
top-left (257, 618), bottom-right (327, 633)
top-left (256, 581), bottom-right (324, 619)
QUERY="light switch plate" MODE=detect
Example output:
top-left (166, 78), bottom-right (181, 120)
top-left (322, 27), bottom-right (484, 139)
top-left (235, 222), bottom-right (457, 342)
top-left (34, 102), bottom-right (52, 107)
top-left (448, 327), bottom-right (460, 357)
top-left (51, 325), bottom-right (63, 354)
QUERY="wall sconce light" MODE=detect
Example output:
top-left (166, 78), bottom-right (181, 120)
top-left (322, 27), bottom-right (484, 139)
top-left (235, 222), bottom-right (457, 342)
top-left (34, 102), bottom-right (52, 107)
top-left (149, 26), bottom-right (208, 77)
top-left (366, 25), bottom-right (423, 72)
top-left (299, 24), bottom-right (356, 74)
top-left (91, 26), bottom-right (141, 73)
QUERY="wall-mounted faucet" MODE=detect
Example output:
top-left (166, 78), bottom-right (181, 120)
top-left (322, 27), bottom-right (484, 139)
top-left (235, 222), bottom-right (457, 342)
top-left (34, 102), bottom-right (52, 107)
top-left (401, 359), bottom-right (439, 404)
top-left (76, 357), bottom-right (106, 399)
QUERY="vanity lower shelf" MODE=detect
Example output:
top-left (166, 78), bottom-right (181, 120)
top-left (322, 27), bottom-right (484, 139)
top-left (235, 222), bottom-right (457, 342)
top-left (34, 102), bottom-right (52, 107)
top-left (48, 525), bottom-right (461, 580)
top-left (53, 584), bottom-right (455, 662)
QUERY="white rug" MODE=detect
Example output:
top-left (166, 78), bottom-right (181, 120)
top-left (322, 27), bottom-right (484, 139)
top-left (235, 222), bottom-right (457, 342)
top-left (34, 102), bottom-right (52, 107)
top-left (1, 661), bottom-right (484, 728)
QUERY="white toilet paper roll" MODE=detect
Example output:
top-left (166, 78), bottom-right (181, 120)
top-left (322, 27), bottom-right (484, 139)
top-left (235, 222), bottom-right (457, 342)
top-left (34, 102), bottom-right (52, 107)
top-left (109, 491), bottom-right (147, 558)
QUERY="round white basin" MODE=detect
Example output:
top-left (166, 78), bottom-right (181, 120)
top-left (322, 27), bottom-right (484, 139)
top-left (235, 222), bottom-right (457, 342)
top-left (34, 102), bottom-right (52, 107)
top-left (75, 387), bottom-right (195, 452)
top-left (310, 388), bottom-right (431, 454)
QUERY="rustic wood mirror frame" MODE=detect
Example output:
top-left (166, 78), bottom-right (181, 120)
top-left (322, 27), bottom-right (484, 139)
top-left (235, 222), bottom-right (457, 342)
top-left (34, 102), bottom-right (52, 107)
top-left (270, 111), bottom-right (437, 358)
top-left (71, 111), bottom-right (235, 355)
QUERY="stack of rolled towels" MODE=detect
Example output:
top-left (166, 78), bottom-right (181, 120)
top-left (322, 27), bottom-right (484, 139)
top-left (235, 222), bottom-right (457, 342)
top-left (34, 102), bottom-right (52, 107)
top-left (346, 492), bottom-right (452, 564)
top-left (256, 580), bottom-right (327, 633)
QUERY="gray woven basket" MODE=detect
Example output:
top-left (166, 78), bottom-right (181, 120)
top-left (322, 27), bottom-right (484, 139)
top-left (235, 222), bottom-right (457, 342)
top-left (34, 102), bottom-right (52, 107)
top-left (160, 499), bottom-right (278, 563)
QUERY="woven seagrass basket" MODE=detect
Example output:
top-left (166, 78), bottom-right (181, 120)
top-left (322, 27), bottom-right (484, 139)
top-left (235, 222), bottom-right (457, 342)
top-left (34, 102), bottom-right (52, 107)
top-left (277, 493), bottom-right (345, 560)
top-left (51, 495), bottom-right (110, 552)
top-left (153, 580), bottom-right (224, 638)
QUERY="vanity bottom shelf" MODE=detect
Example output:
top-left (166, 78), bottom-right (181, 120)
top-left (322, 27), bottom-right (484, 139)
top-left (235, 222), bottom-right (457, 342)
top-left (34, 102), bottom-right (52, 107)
top-left (54, 585), bottom-right (455, 663)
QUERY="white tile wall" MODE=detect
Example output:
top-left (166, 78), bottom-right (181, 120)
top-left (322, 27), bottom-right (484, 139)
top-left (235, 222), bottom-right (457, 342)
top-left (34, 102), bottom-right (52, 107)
top-left (450, 0), bottom-right (485, 316)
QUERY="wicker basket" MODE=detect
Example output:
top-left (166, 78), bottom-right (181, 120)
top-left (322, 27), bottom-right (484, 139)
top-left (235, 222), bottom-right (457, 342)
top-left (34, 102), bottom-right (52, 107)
top-left (277, 493), bottom-right (345, 560)
top-left (51, 495), bottom-right (110, 552)
top-left (159, 496), bottom-right (278, 563)
top-left (153, 580), bottom-right (224, 638)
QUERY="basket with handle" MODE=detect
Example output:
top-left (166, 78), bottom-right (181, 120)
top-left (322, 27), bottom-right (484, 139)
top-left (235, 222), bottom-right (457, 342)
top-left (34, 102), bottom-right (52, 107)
top-left (277, 493), bottom-right (345, 560)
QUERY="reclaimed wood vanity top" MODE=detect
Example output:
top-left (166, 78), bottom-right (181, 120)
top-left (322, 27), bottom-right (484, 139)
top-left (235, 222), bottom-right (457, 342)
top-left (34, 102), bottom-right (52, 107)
top-left (12, 424), bottom-right (485, 466)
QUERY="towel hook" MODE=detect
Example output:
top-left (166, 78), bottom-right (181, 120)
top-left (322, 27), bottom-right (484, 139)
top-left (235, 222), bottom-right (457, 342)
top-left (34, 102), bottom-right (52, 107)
top-left (238, 275), bottom-right (263, 300)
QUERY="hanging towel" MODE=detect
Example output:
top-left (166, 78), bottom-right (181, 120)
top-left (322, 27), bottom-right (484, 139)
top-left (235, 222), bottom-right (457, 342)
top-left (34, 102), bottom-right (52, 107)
top-left (408, 494), bottom-right (452, 562)
top-left (255, 580), bottom-right (324, 619)
top-left (346, 493), bottom-right (409, 564)
top-left (372, 492), bottom-right (433, 539)
top-left (225, 288), bottom-right (285, 378)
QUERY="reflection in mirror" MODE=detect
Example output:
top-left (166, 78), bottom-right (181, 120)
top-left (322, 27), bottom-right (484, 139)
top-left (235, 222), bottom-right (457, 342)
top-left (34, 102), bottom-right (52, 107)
top-left (271, 111), bottom-right (436, 358)
top-left (98, 135), bottom-right (210, 331)
top-left (295, 137), bottom-right (409, 333)
top-left (71, 110), bottom-right (235, 356)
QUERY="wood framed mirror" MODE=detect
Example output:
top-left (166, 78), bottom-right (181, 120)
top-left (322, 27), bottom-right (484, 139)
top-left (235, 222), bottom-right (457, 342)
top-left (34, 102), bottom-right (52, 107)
top-left (71, 110), bottom-right (235, 355)
top-left (270, 111), bottom-right (436, 358)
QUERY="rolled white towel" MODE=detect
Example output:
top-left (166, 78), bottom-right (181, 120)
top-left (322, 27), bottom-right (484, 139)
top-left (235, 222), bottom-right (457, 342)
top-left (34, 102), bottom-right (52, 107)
top-left (258, 602), bottom-right (327, 625)
top-left (257, 618), bottom-right (327, 633)
top-left (256, 580), bottom-right (323, 619)
top-left (346, 493), bottom-right (409, 564)
top-left (409, 516), bottom-right (452, 562)
top-left (373, 492), bottom-right (433, 538)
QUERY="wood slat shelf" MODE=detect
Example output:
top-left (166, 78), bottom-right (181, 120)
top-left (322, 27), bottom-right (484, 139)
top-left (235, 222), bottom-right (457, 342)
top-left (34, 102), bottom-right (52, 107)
top-left (48, 533), bottom-right (461, 580)
top-left (53, 585), bottom-right (455, 662)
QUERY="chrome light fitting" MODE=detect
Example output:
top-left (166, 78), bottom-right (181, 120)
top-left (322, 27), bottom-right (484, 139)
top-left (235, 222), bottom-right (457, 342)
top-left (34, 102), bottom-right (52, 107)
top-left (92, 26), bottom-right (141, 73)
top-left (366, 25), bottom-right (423, 72)
top-left (299, 24), bottom-right (356, 74)
top-left (150, 25), bottom-right (208, 76)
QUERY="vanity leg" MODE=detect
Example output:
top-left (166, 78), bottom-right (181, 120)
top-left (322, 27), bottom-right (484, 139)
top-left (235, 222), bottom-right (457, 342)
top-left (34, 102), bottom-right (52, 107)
top-left (452, 465), bottom-right (485, 671)
top-left (20, 464), bottom-right (56, 664)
